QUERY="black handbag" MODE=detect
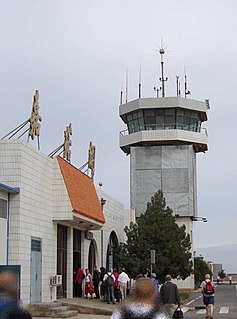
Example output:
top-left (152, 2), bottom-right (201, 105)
top-left (173, 306), bottom-right (184, 319)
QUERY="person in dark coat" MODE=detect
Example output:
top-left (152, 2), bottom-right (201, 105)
top-left (93, 265), bottom-right (100, 299)
top-left (160, 274), bottom-right (180, 318)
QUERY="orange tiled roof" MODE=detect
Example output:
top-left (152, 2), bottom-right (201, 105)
top-left (57, 156), bottom-right (105, 224)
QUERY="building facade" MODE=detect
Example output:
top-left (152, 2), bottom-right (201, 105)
top-left (0, 139), bottom-right (130, 304)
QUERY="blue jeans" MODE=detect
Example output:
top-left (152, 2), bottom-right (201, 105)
top-left (106, 285), bottom-right (115, 304)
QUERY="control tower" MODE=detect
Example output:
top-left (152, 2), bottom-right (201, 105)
top-left (119, 50), bottom-right (208, 221)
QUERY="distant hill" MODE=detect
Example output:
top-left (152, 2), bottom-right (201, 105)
top-left (195, 243), bottom-right (237, 274)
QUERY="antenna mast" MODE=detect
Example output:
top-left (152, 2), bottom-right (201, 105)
top-left (159, 48), bottom-right (168, 97)
top-left (120, 82), bottom-right (123, 105)
top-left (125, 67), bottom-right (128, 103)
top-left (184, 69), bottom-right (191, 98)
top-left (138, 62), bottom-right (142, 99)
top-left (176, 76), bottom-right (181, 97)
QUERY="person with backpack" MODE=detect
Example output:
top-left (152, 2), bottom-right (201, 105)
top-left (200, 274), bottom-right (216, 319)
top-left (103, 268), bottom-right (116, 304)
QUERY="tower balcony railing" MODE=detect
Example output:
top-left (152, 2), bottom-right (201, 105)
top-left (120, 123), bottom-right (208, 137)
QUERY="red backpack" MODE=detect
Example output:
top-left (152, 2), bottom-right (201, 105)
top-left (204, 280), bottom-right (214, 294)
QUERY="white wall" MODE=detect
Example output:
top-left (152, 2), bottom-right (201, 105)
top-left (0, 139), bottom-right (128, 303)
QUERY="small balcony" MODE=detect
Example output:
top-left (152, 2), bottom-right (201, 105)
top-left (119, 124), bottom-right (208, 154)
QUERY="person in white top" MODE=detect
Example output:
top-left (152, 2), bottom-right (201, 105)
top-left (111, 277), bottom-right (168, 319)
top-left (118, 268), bottom-right (130, 300)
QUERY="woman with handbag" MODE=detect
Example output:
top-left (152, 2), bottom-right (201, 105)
top-left (84, 268), bottom-right (94, 299)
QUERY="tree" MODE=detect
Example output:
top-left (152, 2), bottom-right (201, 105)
top-left (118, 190), bottom-right (193, 282)
top-left (218, 269), bottom-right (226, 280)
top-left (194, 257), bottom-right (212, 288)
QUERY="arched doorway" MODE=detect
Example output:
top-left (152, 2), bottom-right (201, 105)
top-left (88, 240), bottom-right (96, 274)
top-left (106, 231), bottom-right (119, 270)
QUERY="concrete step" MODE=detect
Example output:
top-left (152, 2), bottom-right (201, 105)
top-left (51, 306), bottom-right (70, 313)
top-left (58, 310), bottom-right (78, 318)
top-left (27, 302), bottom-right (78, 318)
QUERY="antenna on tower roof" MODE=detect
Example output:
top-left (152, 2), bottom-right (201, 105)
top-left (138, 60), bottom-right (142, 99)
top-left (125, 67), bottom-right (128, 103)
top-left (184, 68), bottom-right (191, 98)
top-left (120, 82), bottom-right (123, 105)
top-left (176, 76), bottom-right (181, 97)
top-left (159, 47), bottom-right (168, 97)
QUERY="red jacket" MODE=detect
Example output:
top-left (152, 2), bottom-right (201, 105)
top-left (75, 268), bottom-right (84, 284)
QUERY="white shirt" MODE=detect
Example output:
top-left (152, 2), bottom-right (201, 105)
top-left (118, 271), bottom-right (129, 284)
top-left (111, 303), bottom-right (168, 319)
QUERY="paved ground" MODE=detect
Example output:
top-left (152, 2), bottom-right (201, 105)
top-left (33, 316), bottom-right (110, 319)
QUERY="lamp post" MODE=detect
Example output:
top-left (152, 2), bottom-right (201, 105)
top-left (191, 216), bottom-right (207, 222)
top-left (100, 198), bottom-right (106, 267)
top-left (175, 214), bottom-right (207, 223)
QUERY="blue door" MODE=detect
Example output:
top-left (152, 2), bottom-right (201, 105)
top-left (30, 238), bottom-right (42, 303)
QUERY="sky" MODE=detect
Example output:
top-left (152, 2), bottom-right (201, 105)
top-left (0, 0), bottom-right (237, 273)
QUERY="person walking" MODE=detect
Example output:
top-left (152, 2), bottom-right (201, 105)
top-left (111, 277), bottom-right (168, 319)
top-left (103, 268), bottom-right (116, 304)
top-left (160, 274), bottom-right (180, 318)
top-left (113, 268), bottom-right (121, 302)
top-left (200, 274), bottom-right (215, 319)
top-left (84, 268), bottom-right (94, 299)
top-left (75, 266), bottom-right (84, 297)
top-left (0, 271), bottom-right (32, 319)
top-left (93, 265), bottom-right (100, 299)
top-left (99, 267), bottom-right (106, 302)
top-left (118, 268), bottom-right (130, 300)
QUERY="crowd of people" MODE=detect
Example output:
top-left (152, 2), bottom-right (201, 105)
top-left (75, 266), bottom-right (217, 319)
top-left (75, 266), bottom-right (184, 318)
top-left (75, 265), bottom-right (130, 304)
top-left (1, 266), bottom-right (216, 319)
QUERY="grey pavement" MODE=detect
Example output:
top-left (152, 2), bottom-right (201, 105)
top-left (33, 316), bottom-right (110, 319)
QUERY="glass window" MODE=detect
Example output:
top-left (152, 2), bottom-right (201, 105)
top-left (132, 113), bottom-right (137, 119)
top-left (128, 121), bottom-right (134, 133)
top-left (191, 112), bottom-right (199, 119)
top-left (183, 116), bottom-right (190, 130)
top-left (133, 119), bottom-right (139, 132)
top-left (165, 115), bottom-right (175, 129)
top-left (177, 109), bottom-right (184, 116)
top-left (156, 115), bottom-right (164, 129)
top-left (156, 109), bottom-right (164, 116)
top-left (145, 110), bottom-right (155, 116)
top-left (165, 109), bottom-right (175, 115)
top-left (184, 111), bottom-right (191, 117)
top-left (127, 114), bottom-right (132, 121)
top-left (138, 117), bottom-right (144, 130)
top-left (190, 118), bottom-right (197, 131)
top-left (0, 199), bottom-right (7, 219)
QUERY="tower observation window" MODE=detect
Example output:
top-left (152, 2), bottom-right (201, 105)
top-left (127, 111), bottom-right (144, 133)
top-left (126, 108), bottom-right (200, 133)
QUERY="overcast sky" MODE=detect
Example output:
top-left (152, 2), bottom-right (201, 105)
top-left (1, 0), bottom-right (237, 273)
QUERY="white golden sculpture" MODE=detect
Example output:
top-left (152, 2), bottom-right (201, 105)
top-left (29, 90), bottom-right (42, 140)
